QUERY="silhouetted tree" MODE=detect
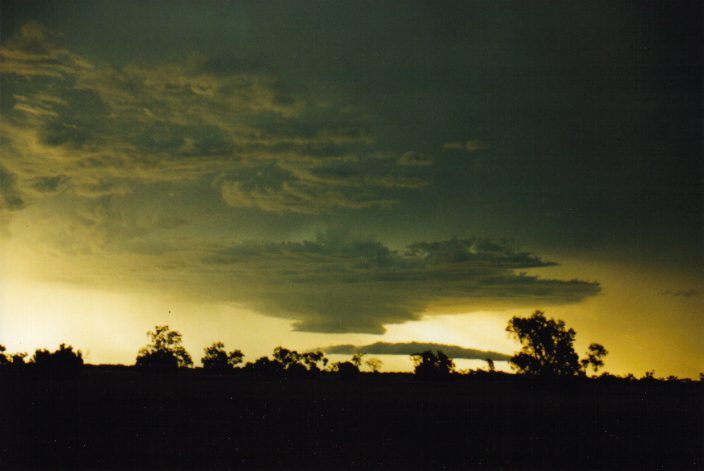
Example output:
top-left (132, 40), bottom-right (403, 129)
top-left (351, 353), bottom-right (365, 367)
top-left (0, 345), bottom-right (26, 368)
top-left (580, 343), bottom-right (608, 375)
top-left (10, 352), bottom-right (27, 366)
top-left (641, 370), bottom-right (657, 381)
top-left (136, 325), bottom-right (192, 372)
top-left (506, 310), bottom-right (608, 377)
top-left (365, 357), bottom-right (383, 373)
top-left (485, 358), bottom-right (495, 373)
top-left (244, 356), bottom-right (284, 377)
top-left (272, 347), bottom-right (300, 369)
top-left (301, 351), bottom-right (328, 373)
top-left (201, 342), bottom-right (244, 373)
top-left (332, 361), bottom-right (360, 378)
top-left (411, 350), bottom-right (455, 379)
top-left (270, 347), bottom-right (328, 377)
top-left (31, 343), bottom-right (84, 376)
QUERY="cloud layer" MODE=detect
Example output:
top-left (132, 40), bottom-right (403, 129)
top-left (1, 20), bottom-right (601, 336)
top-left (198, 233), bottom-right (600, 333)
top-left (0, 22), bottom-right (430, 217)
top-left (322, 341), bottom-right (511, 361)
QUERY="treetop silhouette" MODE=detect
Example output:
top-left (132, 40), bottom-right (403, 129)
top-left (136, 325), bottom-right (192, 371)
top-left (201, 342), bottom-right (244, 373)
top-left (32, 343), bottom-right (84, 376)
top-left (507, 310), bottom-right (607, 377)
top-left (0, 344), bottom-right (27, 367)
top-left (411, 350), bottom-right (455, 379)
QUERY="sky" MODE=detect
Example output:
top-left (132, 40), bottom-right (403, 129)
top-left (0, 1), bottom-right (701, 377)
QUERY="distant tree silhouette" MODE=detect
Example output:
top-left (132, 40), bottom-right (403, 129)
top-left (506, 310), bottom-right (608, 377)
top-left (332, 361), bottom-right (360, 378)
top-left (641, 370), bottom-right (656, 381)
top-left (351, 353), bottom-right (365, 368)
top-left (271, 346), bottom-right (305, 376)
top-left (0, 345), bottom-right (26, 368)
top-left (485, 358), bottom-right (495, 373)
top-left (580, 343), bottom-right (608, 375)
top-left (10, 352), bottom-right (27, 366)
top-left (244, 356), bottom-right (284, 377)
top-left (31, 343), bottom-right (84, 376)
top-left (270, 347), bottom-right (328, 377)
top-left (411, 350), bottom-right (455, 379)
top-left (365, 357), bottom-right (383, 373)
top-left (136, 325), bottom-right (192, 372)
top-left (300, 351), bottom-right (328, 373)
top-left (0, 345), bottom-right (10, 367)
top-left (201, 342), bottom-right (244, 373)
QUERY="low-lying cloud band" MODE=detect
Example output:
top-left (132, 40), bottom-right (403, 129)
top-left (322, 342), bottom-right (511, 361)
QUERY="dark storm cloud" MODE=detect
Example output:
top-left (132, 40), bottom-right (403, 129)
top-left (322, 342), bottom-right (511, 361)
top-left (31, 175), bottom-right (68, 193)
top-left (1, 1), bottom-right (698, 343)
top-left (200, 233), bottom-right (600, 333)
top-left (0, 21), bottom-right (430, 215)
top-left (0, 165), bottom-right (25, 211)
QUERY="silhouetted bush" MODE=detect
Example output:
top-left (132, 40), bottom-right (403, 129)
top-left (31, 343), bottom-right (84, 377)
top-left (241, 347), bottom-right (329, 378)
top-left (243, 356), bottom-right (284, 377)
top-left (136, 350), bottom-right (180, 372)
top-left (641, 370), bottom-right (658, 381)
top-left (0, 344), bottom-right (8, 367)
top-left (332, 361), bottom-right (360, 378)
top-left (0, 345), bottom-right (27, 369)
top-left (411, 350), bottom-right (455, 380)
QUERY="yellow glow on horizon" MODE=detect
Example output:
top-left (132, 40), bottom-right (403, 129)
top-left (1, 236), bottom-right (701, 378)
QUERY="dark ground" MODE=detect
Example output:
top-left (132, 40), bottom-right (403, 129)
top-left (1, 369), bottom-right (701, 470)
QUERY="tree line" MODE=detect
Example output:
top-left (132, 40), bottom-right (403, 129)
top-left (0, 310), bottom-right (697, 381)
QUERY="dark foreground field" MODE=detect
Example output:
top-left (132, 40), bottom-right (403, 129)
top-left (1, 370), bottom-right (701, 470)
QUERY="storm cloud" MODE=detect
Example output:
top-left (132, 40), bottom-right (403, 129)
top-left (198, 233), bottom-right (600, 333)
top-left (0, 21), bottom-right (430, 217)
top-left (1, 2), bottom-right (699, 376)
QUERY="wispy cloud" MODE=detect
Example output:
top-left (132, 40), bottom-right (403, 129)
top-left (397, 151), bottom-right (433, 167)
top-left (661, 289), bottom-right (699, 298)
top-left (443, 139), bottom-right (489, 153)
top-left (0, 22), bottom-right (430, 217)
top-left (0, 165), bottom-right (25, 211)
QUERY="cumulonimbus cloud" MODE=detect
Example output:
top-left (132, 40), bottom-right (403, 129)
top-left (1, 23), bottom-right (601, 337)
top-left (198, 233), bottom-right (600, 334)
